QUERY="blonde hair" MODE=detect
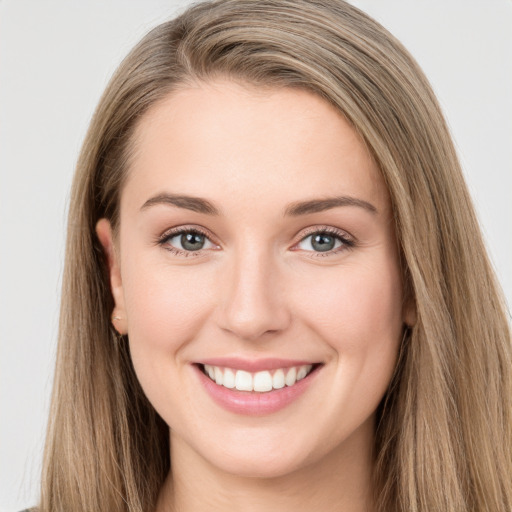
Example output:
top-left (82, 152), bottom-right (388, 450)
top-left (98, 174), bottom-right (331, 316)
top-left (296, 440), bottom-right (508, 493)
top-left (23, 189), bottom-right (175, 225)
top-left (40, 1), bottom-right (512, 511)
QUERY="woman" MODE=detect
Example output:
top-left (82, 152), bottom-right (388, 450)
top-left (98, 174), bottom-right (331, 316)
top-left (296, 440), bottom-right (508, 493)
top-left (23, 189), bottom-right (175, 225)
top-left (37, 1), bottom-right (512, 511)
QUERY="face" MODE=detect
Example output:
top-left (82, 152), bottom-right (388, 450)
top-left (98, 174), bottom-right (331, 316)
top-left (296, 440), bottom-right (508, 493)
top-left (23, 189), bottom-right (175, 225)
top-left (97, 80), bottom-right (413, 478)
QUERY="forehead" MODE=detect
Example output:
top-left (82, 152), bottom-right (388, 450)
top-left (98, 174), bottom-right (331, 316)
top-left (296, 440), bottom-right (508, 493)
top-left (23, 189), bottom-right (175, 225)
top-left (122, 80), bottom-right (389, 216)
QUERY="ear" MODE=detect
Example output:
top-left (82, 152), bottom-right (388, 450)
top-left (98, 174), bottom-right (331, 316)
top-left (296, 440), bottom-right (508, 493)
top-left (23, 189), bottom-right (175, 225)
top-left (96, 218), bottom-right (128, 335)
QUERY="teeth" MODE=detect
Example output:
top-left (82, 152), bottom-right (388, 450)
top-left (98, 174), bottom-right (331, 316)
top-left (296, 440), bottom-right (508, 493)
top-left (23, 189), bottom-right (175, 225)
top-left (214, 366), bottom-right (223, 385)
top-left (285, 367), bottom-right (297, 386)
top-left (223, 368), bottom-right (235, 389)
top-left (296, 366), bottom-right (308, 380)
top-left (203, 364), bottom-right (313, 393)
top-left (253, 371), bottom-right (273, 392)
top-left (235, 370), bottom-right (253, 391)
top-left (272, 369), bottom-right (285, 389)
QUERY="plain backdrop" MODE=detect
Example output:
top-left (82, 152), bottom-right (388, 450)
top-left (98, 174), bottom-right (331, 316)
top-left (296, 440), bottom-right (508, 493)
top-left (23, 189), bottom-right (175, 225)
top-left (1, 1), bottom-right (511, 510)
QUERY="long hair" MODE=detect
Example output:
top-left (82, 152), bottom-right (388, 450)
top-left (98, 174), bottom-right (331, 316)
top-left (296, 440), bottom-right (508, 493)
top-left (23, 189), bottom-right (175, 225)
top-left (40, 1), bottom-right (512, 511)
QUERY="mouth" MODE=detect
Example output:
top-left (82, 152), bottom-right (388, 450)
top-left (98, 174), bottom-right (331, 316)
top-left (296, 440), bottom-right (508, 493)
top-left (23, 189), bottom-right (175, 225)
top-left (193, 360), bottom-right (323, 415)
top-left (198, 362), bottom-right (320, 393)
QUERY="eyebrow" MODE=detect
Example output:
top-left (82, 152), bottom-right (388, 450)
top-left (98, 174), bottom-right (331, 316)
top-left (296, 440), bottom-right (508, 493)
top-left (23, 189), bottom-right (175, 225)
top-left (140, 193), bottom-right (220, 215)
top-left (284, 196), bottom-right (377, 216)
top-left (140, 193), bottom-right (377, 216)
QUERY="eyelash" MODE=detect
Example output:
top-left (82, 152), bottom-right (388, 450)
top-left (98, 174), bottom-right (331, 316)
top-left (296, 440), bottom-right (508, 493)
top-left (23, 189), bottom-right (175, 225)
top-left (156, 226), bottom-right (215, 257)
top-left (156, 225), bottom-right (355, 258)
top-left (295, 226), bottom-right (355, 257)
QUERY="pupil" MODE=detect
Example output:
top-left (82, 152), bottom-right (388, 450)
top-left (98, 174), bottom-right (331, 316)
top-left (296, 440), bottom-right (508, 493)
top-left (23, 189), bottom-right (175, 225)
top-left (312, 234), bottom-right (335, 252)
top-left (181, 232), bottom-right (205, 251)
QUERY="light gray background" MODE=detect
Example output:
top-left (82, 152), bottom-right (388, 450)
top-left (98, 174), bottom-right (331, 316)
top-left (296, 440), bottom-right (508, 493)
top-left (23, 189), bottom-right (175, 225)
top-left (1, 1), bottom-right (511, 510)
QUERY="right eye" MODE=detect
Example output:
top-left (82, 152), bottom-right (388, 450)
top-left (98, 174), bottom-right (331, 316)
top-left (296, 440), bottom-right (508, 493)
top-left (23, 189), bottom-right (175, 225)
top-left (158, 228), bottom-right (217, 255)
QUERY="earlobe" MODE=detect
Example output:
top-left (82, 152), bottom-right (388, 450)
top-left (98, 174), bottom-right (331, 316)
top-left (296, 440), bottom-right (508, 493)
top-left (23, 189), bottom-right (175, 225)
top-left (96, 218), bottom-right (128, 335)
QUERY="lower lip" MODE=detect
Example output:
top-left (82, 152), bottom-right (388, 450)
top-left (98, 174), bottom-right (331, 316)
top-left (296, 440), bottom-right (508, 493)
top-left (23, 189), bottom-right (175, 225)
top-left (194, 364), bottom-right (320, 416)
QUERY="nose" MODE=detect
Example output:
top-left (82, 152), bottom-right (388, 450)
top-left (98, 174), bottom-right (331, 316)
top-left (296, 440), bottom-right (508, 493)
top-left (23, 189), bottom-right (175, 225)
top-left (217, 247), bottom-right (291, 341)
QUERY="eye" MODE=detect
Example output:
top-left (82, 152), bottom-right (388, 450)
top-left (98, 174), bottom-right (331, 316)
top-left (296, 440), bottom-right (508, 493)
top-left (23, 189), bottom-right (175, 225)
top-left (295, 228), bottom-right (354, 255)
top-left (158, 228), bottom-right (217, 254)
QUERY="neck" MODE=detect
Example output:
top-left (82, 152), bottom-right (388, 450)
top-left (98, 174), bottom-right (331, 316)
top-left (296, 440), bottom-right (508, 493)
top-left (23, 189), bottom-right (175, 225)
top-left (156, 420), bottom-right (375, 512)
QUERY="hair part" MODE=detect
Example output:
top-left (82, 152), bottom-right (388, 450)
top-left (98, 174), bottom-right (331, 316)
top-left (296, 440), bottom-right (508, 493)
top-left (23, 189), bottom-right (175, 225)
top-left (41, 1), bottom-right (512, 511)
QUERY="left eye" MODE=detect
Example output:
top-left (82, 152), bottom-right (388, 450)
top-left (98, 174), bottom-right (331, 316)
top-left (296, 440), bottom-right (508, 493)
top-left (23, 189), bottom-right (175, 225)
top-left (297, 232), bottom-right (345, 252)
top-left (165, 230), bottom-right (216, 252)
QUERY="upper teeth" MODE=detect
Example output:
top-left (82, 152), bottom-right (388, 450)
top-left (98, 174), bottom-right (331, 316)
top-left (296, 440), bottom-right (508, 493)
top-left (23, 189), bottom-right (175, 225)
top-left (203, 364), bottom-right (313, 392)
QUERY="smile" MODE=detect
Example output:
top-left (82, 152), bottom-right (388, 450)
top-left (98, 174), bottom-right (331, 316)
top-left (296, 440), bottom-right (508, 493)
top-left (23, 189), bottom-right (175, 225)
top-left (194, 360), bottom-right (322, 415)
top-left (202, 364), bottom-right (314, 392)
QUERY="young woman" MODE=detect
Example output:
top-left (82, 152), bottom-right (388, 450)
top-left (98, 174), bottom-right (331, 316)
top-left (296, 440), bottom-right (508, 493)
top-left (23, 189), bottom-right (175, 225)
top-left (37, 1), bottom-right (512, 511)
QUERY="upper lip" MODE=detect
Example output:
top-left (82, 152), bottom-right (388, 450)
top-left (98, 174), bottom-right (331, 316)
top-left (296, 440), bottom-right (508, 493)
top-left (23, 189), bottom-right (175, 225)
top-left (195, 357), bottom-right (319, 372)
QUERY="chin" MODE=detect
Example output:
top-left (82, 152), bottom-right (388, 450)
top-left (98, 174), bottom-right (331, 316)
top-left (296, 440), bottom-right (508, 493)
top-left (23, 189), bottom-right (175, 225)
top-left (209, 451), bottom-right (308, 479)
top-left (192, 430), bottom-right (323, 480)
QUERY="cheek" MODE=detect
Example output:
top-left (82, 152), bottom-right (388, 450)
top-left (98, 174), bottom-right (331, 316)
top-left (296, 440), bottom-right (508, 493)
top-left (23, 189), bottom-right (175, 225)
top-left (288, 256), bottom-right (404, 434)
top-left (121, 254), bottom-right (216, 366)
top-left (292, 256), bottom-right (404, 357)
top-left (119, 255), bottom-right (220, 428)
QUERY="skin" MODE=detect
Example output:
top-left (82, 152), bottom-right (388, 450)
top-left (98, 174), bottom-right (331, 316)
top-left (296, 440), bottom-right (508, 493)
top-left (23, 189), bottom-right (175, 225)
top-left (97, 80), bottom-right (415, 512)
